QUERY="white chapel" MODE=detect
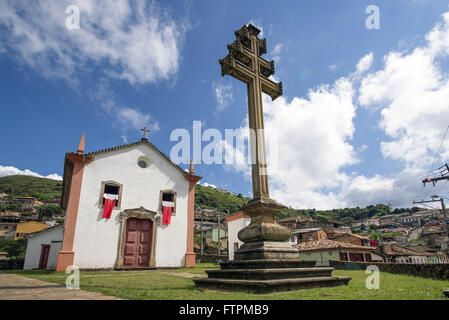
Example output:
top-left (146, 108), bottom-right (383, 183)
top-left (23, 133), bottom-right (201, 270)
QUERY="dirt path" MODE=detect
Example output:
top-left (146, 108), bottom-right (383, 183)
top-left (0, 271), bottom-right (121, 300)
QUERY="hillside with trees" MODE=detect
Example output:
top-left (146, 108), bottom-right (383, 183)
top-left (194, 184), bottom-right (250, 213)
top-left (277, 204), bottom-right (422, 225)
top-left (0, 175), bottom-right (62, 201)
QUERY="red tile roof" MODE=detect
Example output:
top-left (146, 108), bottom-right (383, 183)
top-left (295, 239), bottom-right (376, 252)
top-left (330, 233), bottom-right (371, 241)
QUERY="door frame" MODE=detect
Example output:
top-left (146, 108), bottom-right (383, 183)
top-left (39, 244), bottom-right (51, 269)
top-left (115, 207), bottom-right (160, 269)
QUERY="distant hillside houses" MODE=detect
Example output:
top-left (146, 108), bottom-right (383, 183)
top-left (228, 212), bottom-right (449, 265)
top-left (0, 194), bottom-right (64, 240)
top-left (202, 184), bottom-right (238, 196)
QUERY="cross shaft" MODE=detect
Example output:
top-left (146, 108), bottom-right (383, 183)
top-left (219, 24), bottom-right (283, 200)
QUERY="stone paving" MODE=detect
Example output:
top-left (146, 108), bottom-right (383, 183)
top-left (0, 271), bottom-right (121, 300)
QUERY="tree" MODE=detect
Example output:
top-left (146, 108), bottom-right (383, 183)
top-left (0, 238), bottom-right (28, 259)
top-left (38, 204), bottom-right (64, 219)
top-left (6, 204), bottom-right (20, 212)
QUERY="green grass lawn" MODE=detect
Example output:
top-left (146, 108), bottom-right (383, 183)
top-left (6, 264), bottom-right (449, 300)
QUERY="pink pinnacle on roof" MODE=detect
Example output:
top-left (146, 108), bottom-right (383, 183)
top-left (77, 134), bottom-right (85, 155)
top-left (189, 160), bottom-right (195, 174)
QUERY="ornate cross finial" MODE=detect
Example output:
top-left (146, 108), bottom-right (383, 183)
top-left (218, 24), bottom-right (283, 200)
top-left (141, 126), bottom-right (150, 140)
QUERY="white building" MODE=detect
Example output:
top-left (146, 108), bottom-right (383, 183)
top-left (24, 135), bottom-right (201, 270)
top-left (24, 225), bottom-right (64, 270)
top-left (226, 212), bottom-right (251, 260)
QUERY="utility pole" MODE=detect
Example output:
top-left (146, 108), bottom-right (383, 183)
top-left (200, 209), bottom-right (204, 255)
top-left (413, 197), bottom-right (447, 217)
top-left (217, 208), bottom-right (221, 256)
top-left (441, 197), bottom-right (447, 218)
top-left (422, 164), bottom-right (449, 186)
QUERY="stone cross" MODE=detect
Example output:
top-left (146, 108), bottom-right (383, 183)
top-left (141, 126), bottom-right (150, 139)
top-left (219, 24), bottom-right (283, 200)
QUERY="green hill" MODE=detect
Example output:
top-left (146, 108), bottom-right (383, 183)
top-left (194, 184), bottom-right (250, 213)
top-left (0, 175), bottom-right (62, 201)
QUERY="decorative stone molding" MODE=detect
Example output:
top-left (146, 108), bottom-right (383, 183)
top-left (115, 207), bottom-right (159, 269)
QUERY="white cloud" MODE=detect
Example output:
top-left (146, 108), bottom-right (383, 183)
top-left (263, 77), bottom-right (358, 209)
top-left (224, 75), bottom-right (359, 209)
top-left (356, 52), bottom-right (374, 74)
top-left (118, 107), bottom-right (160, 132)
top-left (0, 0), bottom-right (188, 85)
top-left (213, 80), bottom-right (233, 111)
top-left (329, 64), bottom-right (337, 71)
top-left (248, 20), bottom-right (264, 37)
top-left (271, 43), bottom-right (283, 62)
top-left (223, 12), bottom-right (449, 210)
top-left (359, 12), bottom-right (449, 170)
top-left (0, 165), bottom-right (62, 181)
top-left (91, 78), bottom-right (160, 133)
top-left (201, 182), bottom-right (217, 189)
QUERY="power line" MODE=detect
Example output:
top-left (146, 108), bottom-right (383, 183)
top-left (428, 124), bottom-right (449, 172)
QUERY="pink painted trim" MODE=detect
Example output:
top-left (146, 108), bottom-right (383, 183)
top-left (185, 175), bottom-right (200, 267)
top-left (56, 158), bottom-right (85, 272)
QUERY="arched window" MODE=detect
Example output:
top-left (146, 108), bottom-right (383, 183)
top-left (99, 181), bottom-right (123, 209)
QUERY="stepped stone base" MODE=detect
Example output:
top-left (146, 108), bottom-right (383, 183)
top-left (194, 199), bottom-right (351, 293)
top-left (194, 259), bottom-right (352, 293)
top-left (220, 259), bottom-right (316, 270)
top-left (194, 274), bottom-right (351, 294)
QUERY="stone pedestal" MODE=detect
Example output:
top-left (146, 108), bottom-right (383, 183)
top-left (194, 198), bottom-right (351, 293)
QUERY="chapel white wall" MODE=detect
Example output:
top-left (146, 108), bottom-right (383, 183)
top-left (72, 145), bottom-right (190, 269)
top-left (23, 226), bottom-right (63, 270)
top-left (227, 217), bottom-right (251, 260)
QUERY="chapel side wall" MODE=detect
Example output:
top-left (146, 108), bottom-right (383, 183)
top-left (24, 227), bottom-right (64, 270)
top-left (228, 218), bottom-right (251, 260)
top-left (71, 145), bottom-right (189, 269)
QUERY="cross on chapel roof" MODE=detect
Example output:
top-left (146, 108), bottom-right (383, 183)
top-left (141, 126), bottom-right (150, 140)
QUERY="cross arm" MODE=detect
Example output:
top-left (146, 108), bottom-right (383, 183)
top-left (219, 54), bottom-right (283, 100)
top-left (219, 54), bottom-right (254, 83)
top-left (260, 75), bottom-right (283, 101)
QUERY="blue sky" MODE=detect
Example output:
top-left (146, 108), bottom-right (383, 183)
top-left (1, 0), bottom-right (449, 209)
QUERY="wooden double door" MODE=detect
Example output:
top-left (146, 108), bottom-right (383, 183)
top-left (123, 218), bottom-right (153, 268)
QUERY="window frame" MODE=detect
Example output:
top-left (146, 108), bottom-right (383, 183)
top-left (159, 190), bottom-right (177, 215)
top-left (99, 181), bottom-right (123, 210)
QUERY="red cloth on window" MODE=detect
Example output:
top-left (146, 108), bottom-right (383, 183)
top-left (102, 193), bottom-right (118, 219)
top-left (102, 198), bottom-right (115, 219)
top-left (162, 206), bottom-right (172, 225)
top-left (162, 201), bottom-right (174, 225)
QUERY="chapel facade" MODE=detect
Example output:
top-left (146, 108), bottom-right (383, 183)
top-left (51, 135), bottom-right (201, 271)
